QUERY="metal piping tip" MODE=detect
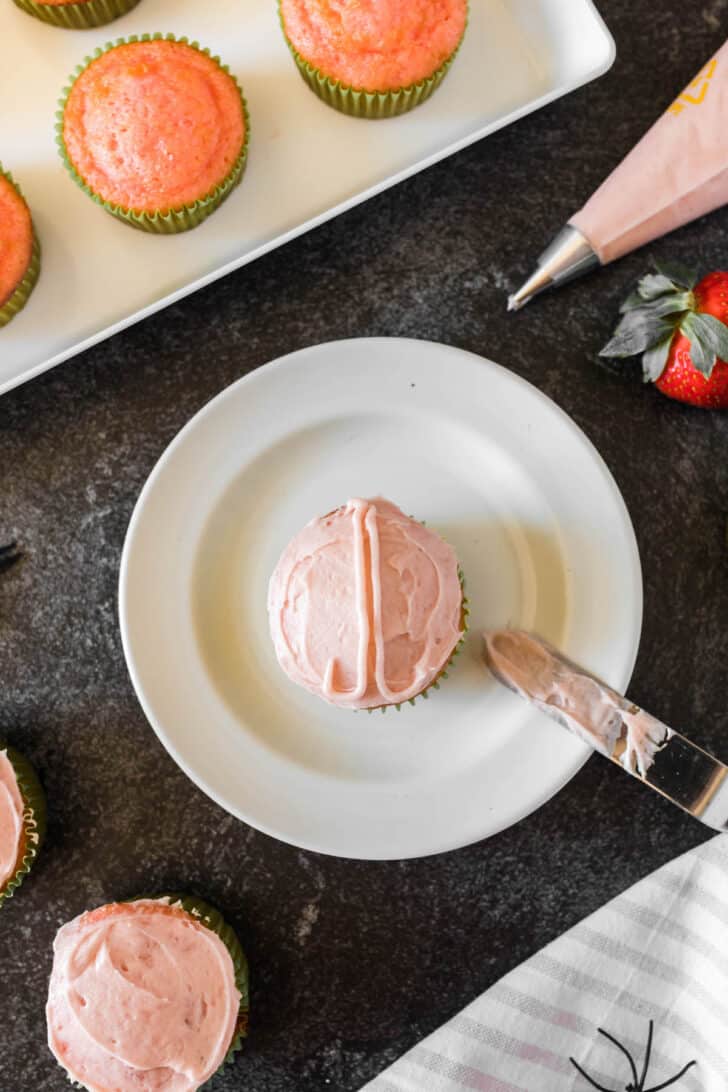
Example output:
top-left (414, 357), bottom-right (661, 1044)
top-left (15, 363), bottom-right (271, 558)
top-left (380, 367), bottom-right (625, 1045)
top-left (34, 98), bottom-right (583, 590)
top-left (507, 225), bottom-right (600, 312)
top-left (508, 266), bottom-right (554, 311)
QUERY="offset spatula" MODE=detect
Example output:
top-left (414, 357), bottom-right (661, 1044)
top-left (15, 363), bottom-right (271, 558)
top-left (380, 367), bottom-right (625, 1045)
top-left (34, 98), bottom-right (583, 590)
top-left (483, 629), bottom-right (728, 830)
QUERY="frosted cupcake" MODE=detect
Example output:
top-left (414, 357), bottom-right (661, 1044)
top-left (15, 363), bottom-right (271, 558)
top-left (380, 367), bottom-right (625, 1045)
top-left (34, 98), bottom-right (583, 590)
top-left (279, 0), bottom-right (468, 118)
top-left (0, 167), bottom-right (40, 329)
top-left (47, 895), bottom-right (249, 1091)
top-left (0, 743), bottom-right (46, 907)
top-left (12, 0), bottom-right (142, 29)
top-left (58, 35), bottom-right (249, 233)
top-left (268, 497), bottom-right (465, 709)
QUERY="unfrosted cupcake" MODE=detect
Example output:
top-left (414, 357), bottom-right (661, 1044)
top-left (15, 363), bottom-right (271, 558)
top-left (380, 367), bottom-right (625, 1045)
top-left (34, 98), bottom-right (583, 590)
top-left (279, 0), bottom-right (468, 117)
top-left (12, 0), bottom-right (142, 29)
top-left (0, 167), bottom-right (40, 329)
top-left (0, 743), bottom-right (46, 907)
top-left (58, 35), bottom-right (249, 233)
top-left (47, 895), bottom-right (249, 1091)
top-left (268, 497), bottom-right (466, 709)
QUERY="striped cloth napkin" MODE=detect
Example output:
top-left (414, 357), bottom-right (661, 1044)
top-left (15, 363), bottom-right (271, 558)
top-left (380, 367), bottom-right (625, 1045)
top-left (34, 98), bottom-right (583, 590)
top-left (363, 836), bottom-right (728, 1092)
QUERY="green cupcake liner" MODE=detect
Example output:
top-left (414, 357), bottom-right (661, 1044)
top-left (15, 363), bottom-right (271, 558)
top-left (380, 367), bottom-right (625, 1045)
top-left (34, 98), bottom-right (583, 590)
top-left (0, 743), bottom-right (46, 908)
top-left (56, 34), bottom-right (250, 233)
top-left (279, 0), bottom-right (466, 118)
top-left (131, 893), bottom-right (250, 1061)
top-left (0, 166), bottom-right (41, 329)
top-left (366, 567), bottom-right (470, 713)
top-left (13, 0), bottom-right (141, 29)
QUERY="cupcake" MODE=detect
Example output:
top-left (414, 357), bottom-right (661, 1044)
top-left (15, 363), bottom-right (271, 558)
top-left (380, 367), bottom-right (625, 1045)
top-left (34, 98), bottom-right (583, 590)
top-left (58, 35), bottom-right (249, 233)
top-left (12, 0), bottom-right (142, 30)
top-left (0, 743), bottom-right (46, 907)
top-left (268, 497), bottom-right (466, 709)
top-left (0, 167), bottom-right (40, 329)
top-left (47, 895), bottom-right (249, 1091)
top-left (279, 0), bottom-right (468, 118)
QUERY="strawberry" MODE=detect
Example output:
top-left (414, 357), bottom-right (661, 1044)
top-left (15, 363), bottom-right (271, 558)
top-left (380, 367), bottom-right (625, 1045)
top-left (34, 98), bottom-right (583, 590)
top-left (600, 263), bottom-right (728, 409)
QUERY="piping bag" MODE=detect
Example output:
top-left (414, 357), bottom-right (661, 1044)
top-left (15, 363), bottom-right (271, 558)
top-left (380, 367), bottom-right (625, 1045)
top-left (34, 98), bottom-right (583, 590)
top-left (509, 40), bottom-right (728, 310)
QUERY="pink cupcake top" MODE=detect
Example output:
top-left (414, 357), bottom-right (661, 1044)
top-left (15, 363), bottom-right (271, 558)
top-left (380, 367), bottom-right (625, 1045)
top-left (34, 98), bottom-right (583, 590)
top-left (46, 899), bottom-right (241, 1092)
top-left (0, 174), bottom-right (33, 311)
top-left (62, 40), bottom-right (245, 214)
top-left (0, 751), bottom-right (24, 891)
top-left (268, 497), bottom-right (463, 709)
top-left (280, 0), bottom-right (467, 92)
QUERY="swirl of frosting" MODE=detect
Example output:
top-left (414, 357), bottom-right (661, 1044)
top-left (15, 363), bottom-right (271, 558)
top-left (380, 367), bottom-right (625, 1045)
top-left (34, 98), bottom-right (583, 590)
top-left (46, 899), bottom-right (241, 1092)
top-left (268, 497), bottom-right (463, 708)
top-left (0, 750), bottom-right (24, 891)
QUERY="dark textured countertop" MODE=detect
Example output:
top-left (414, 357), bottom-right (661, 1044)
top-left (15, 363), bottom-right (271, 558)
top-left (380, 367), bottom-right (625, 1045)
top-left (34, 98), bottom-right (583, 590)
top-left (2, 2), bottom-right (728, 1089)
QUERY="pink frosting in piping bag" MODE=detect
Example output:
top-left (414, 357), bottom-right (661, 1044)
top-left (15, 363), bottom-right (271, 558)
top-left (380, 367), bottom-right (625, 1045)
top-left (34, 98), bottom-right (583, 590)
top-left (46, 899), bottom-right (241, 1092)
top-left (268, 497), bottom-right (463, 708)
top-left (571, 39), bottom-right (728, 263)
top-left (0, 750), bottom-right (24, 890)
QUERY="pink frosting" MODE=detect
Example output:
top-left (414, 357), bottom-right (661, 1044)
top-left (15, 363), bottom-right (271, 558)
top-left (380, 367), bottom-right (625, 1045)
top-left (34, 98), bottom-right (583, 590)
top-left (46, 899), bottom-right (241, 1092)
top-left (0, 750), bottom-right (24, 890)
top-left (483, 630), bottom-right (671, 778)
top-left (268, 497), bottom-right (463, 709)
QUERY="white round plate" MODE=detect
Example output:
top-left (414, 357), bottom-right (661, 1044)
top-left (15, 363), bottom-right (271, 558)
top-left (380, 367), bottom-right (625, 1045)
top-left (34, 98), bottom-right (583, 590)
top-left (119, 338), bottom-right (642, 860)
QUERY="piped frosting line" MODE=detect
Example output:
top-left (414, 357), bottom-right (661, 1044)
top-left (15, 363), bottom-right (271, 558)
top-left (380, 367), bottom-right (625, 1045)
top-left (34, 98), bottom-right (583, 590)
top-left (370, 513), bottom-right (429, 704)
top-left (351, 499), bottom-right (371, 701)
top-left (322, 499), bottom-right (370, 702)
top-left (368, 503), bottom-right (396, 703)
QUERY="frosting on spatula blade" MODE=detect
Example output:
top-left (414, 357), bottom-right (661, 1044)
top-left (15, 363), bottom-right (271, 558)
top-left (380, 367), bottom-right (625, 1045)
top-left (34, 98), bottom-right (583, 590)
top-left (482, 630), bottom-right (671, 778)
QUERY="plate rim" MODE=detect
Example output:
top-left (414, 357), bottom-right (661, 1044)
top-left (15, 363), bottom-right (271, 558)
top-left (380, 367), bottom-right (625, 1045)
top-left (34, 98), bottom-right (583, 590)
top-left (119, 336), bottom-right (642, 859)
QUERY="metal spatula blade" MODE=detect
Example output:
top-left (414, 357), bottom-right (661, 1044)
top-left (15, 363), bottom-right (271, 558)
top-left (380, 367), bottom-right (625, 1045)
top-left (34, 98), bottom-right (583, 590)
top-left (483, 629), bottom-right (728, 830)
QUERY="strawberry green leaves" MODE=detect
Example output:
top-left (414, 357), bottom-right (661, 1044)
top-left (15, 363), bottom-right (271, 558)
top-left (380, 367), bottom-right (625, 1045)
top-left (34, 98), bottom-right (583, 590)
top-left (600, 311), bottom-right (672, 359)
top-left (600, 264), bottom-right (728, 383)
top-left (618, 262), bottom-right (696, 312)
top-left (653, 259), bottom-right (697, 290)
top-left (681, 312), bottom-right (728, 377)
top-left (634, 272), bottom-right (679, 300)
top-left (641, 336), bottom-right (673, 382)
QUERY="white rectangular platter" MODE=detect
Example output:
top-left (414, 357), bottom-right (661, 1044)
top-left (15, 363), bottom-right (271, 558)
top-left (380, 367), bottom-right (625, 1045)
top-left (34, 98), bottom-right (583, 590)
top-left (0, 0), bottom-right (614, 395)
